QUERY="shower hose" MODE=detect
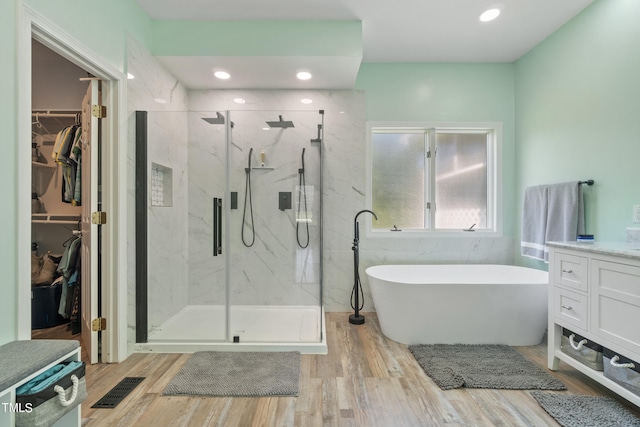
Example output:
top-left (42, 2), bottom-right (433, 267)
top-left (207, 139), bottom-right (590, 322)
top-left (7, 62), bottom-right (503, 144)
top-left (242, 148), bottom-right (255, 247)
top-left (297, 148), bottom-right (310, 248)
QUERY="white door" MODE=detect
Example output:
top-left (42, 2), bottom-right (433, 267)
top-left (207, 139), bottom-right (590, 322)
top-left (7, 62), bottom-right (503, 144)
top-left (80, 79), bottom-right (101, 364)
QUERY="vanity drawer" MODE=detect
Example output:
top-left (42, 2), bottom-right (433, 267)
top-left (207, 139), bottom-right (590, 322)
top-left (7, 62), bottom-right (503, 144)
top-left (554, 287), bottom-right (588, 331)
top-left (554, 252), bottom-right (588, 292)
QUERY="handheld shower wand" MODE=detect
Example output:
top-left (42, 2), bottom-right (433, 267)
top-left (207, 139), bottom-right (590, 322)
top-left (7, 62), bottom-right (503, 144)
top-left (296, 148), bottom-right (310, 248)
top-left (350, 209), bottom-right (378, 325)
top-left (242, 148), bottom-right (255, 247)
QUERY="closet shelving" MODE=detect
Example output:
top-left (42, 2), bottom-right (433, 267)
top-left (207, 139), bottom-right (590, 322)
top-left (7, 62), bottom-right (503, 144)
top-left (32, 161), bottom-right (55, 169)
top-left (31, 213), bottom-right (81, 225)
top-left (31, 110), bottom-right (82, 228)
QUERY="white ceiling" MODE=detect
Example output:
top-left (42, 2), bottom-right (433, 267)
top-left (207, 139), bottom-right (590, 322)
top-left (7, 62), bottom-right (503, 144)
top-left (135, 0), bottom-right (595, 89)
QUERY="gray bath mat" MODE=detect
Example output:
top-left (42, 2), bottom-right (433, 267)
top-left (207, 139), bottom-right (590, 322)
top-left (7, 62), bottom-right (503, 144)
top-left (409, 344), bottom-right (566, 390)
top-left (162, 351), bottom-right (300, 397)
top-left (531, 391), bottom-right (640, 427)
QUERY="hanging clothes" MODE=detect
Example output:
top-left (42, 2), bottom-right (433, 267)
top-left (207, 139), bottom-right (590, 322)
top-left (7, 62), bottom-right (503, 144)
top-left (53, 125), bottom-right (82, 205)
top-left (57, 235), bottom-right (81, 319)
top-left (71, 129), bottom-right (82, 205)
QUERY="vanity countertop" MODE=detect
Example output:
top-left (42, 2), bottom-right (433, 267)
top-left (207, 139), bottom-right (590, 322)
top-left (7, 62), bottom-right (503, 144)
top-left (548, 241), bottom-right (640, 261)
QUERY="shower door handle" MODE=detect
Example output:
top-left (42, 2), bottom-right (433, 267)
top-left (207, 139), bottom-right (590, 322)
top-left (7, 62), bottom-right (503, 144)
top-left (213, 197), bottom-right (222, 256)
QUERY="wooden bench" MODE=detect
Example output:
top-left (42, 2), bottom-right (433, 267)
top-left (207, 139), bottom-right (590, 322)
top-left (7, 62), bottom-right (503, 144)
top-left (0, 340), bottom-right (81, 427)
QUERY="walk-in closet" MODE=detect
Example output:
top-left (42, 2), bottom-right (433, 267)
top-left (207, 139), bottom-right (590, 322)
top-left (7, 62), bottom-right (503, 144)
top-left (30, 39), bottom-right (91, 355)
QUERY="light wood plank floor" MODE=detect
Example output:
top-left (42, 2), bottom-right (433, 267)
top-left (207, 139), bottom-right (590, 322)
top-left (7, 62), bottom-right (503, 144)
top-left (37, 312), bottom-right (640, 426)
top-left (32, 321), bottom-right (90, 363)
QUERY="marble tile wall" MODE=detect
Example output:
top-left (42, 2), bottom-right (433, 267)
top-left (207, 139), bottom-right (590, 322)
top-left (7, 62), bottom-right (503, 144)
top-left (186, 108), bottom-right (323, 307)
top-left (187, 90), bottom-right (369, 311)
top-left (126, 37), bottom-right (189, 351)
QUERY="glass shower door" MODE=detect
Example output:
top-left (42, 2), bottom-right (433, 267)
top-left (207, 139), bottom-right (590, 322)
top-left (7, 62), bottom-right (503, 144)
top-left (227, 110), bottom-right (323, 344)
top-left (183, 111), bottom-right (229, 341)
top-left (142, 109), bottom-right (323, 347)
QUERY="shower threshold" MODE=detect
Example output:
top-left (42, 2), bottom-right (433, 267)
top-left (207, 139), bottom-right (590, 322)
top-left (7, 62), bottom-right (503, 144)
top-left (135, 305), bottom-right (327, 355)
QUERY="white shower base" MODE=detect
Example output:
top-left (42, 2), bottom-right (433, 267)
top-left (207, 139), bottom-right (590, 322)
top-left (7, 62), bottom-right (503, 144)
top-left (135, 305), bottom-right (327, 354)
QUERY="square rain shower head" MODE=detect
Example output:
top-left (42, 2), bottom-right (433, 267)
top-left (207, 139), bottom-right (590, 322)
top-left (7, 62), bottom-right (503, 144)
top-left (266, 115), bottom-right (294, 128)
top-left (202, 112), bottom-right (225, 125)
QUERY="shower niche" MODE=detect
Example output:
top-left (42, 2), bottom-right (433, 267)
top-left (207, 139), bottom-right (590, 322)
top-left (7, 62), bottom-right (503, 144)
top-left (135, 109), bottom-right (325, 354)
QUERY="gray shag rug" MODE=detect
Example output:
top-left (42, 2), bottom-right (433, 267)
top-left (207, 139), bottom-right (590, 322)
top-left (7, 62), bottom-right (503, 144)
top-left (162, 351), bottom-right (300, 397)
top-left (409, 344), bottom-right (566, 391)
top-left (531, 391), bottom-right (640, 427)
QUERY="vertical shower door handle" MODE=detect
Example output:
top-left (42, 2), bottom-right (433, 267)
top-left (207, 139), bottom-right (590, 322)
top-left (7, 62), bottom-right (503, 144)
top-left (213, 197), bottom-right (222, 256)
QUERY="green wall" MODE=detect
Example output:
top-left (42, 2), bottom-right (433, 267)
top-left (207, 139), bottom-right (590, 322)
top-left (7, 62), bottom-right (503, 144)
top-left (355, 62), bottom-right (516, 237)
top-left (0, 0), bottom-right (152, 345)
top-left (24, 0), bottom-right (153, 70)
top-left (0, 0), bottom-right (18, 344)
top-left (514, 0), bottom-right (640, 267)
top-left (153, 21), bottom-right (362, 57)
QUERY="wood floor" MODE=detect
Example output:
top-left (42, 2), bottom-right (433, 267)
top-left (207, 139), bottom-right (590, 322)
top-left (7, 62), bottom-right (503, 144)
top-left (36, 312), bottom-right (640, 426)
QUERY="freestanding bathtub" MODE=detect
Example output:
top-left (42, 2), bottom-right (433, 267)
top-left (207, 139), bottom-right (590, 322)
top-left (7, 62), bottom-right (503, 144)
top-left (366, 264), bottom-right (549, 346)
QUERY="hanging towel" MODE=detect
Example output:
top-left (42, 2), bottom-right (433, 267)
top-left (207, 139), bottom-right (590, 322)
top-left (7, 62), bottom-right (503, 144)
top-left (521, 185), bottom-right (549, 261)
top-left (521, 181), bottom-right (585, 262)
top-left (546, 181), bottom-right (585, 247)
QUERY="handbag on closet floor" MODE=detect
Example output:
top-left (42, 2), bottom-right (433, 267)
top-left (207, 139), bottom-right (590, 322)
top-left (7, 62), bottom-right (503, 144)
top-left (15, 361), bottom-right (87, 427)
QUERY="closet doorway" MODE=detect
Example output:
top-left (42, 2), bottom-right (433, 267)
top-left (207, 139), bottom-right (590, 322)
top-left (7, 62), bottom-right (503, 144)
top-left (30, 39), bottom-right (102, 364)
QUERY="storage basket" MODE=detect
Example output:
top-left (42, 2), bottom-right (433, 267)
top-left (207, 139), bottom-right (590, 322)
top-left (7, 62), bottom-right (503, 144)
top-left (561, 328), bottom-right (604, 371)
top-left (15, 361), bottom-right (86, 427)
top-left (603, 348), bottom-right (640, 396)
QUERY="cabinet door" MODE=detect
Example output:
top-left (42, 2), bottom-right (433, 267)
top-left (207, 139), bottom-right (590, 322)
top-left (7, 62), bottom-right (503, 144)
top-left (591, 259), bottom-right (640, 356)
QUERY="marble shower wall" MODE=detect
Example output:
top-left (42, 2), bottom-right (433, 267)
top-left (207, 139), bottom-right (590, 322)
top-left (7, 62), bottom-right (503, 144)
top-left (187, 90), bottom-right (369, 311)
top-left (126, 37), bottom-right (189, 350)
top-left (187, 109), bottom-right (322, 306)
top-left (146, 112), bottom-right (189, 329)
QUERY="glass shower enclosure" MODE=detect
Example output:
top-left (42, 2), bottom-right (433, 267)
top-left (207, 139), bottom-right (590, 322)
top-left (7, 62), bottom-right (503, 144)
top-left (135, 109), bottom-right (325, 353)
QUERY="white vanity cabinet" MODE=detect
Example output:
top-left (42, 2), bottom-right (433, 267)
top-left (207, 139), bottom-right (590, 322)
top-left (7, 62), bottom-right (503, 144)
top-left (548, 242), bottom-right (640, 407)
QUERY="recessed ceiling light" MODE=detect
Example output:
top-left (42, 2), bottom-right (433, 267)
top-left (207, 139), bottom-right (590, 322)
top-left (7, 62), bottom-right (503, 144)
top-left (296, 71), bottom-right (312, 80)
top-left (262, 127), bottom-right (270, 131)
top-left (234, 98), bottom-right (246, 104)
top-left (301, 98), bottom-right (313, 104)
top-left (127, 73), bottom-right (135, 80)
top-left (153, 98), bottom-right (167, 104)
top-left (214, 71), bottom-right (231, 80)
top-left (479, 8), bottom-right (501, 22)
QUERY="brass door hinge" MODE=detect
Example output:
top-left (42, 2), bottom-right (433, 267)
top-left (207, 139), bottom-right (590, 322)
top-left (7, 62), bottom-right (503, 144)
top-left (92, 317), bottom-right (107, 332)
top-left (92, 211), bottom-right (107, 225)
top-left (92, 104), bottom-right (107, 118)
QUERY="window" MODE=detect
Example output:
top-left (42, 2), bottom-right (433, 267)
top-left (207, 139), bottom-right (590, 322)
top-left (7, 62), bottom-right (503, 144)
top-left (368, 123), bottom-right (501, 235)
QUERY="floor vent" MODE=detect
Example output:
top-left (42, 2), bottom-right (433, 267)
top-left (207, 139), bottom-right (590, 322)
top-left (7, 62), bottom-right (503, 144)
top-left (92, 377), bottom-right (145, 409)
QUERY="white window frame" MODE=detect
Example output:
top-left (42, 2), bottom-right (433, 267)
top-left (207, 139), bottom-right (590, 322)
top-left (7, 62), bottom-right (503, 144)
top-left (365, 121), bottom-right (503, 238)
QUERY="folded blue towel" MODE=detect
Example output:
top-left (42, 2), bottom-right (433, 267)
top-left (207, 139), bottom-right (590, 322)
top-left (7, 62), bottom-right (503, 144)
top-left (16, 361), bottom-right (83, 395)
